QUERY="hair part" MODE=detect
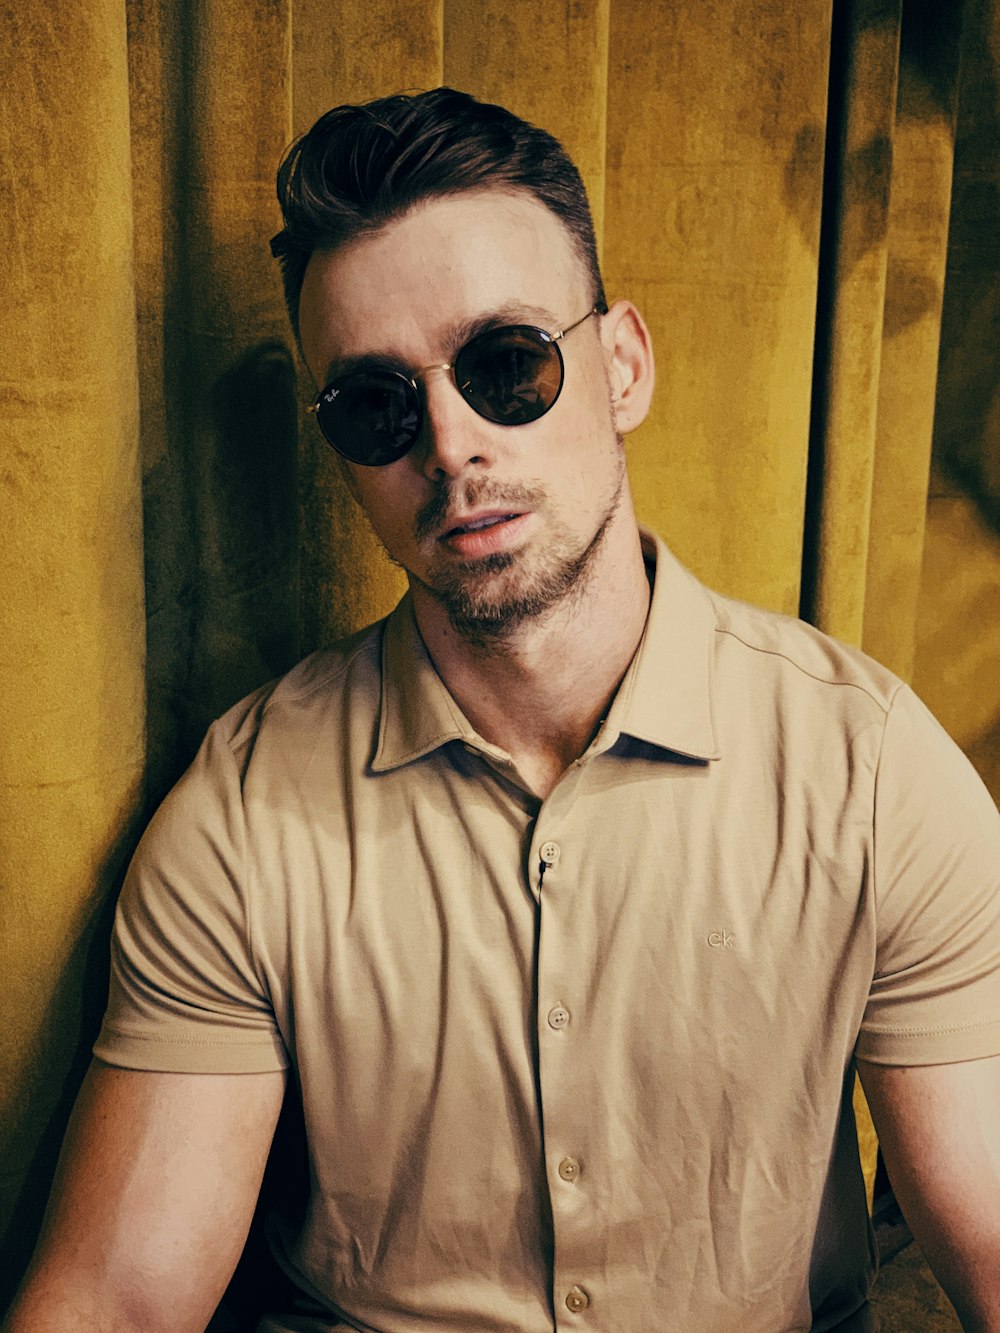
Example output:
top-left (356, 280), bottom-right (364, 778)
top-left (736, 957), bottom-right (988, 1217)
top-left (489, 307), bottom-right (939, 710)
top-left (271, 87), bottom-right (607, 339)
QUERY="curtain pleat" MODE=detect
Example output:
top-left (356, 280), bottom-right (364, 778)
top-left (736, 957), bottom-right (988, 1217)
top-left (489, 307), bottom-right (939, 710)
top-left (0, 1), bottom-right (146, 1297)
top-left (606, 1), bottom-right (832, 616)
top-left (443, 0), bottom-right (610, 244)
top-left (800, 0), bottom-right (901, 646)
top-left (911, 0), bottom-right (1000, 799)
top-left (862, 1), bottom-right (965, 679)
top-left (131, 0), bottom-right (299, 801)
top-left (2, 0), bottom-right (996, 1296)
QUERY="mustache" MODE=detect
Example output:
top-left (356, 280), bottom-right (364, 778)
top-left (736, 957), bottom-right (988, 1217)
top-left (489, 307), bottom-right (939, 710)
top-left (414, 480), bottom-right (544, 541)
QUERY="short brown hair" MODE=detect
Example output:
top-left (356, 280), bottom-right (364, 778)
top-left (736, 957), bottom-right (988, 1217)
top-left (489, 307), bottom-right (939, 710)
top-left (270, 87), bottom-right (607, 339)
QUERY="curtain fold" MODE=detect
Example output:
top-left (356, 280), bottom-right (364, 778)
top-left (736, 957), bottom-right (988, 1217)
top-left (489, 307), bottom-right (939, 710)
top-left (444, 0), bottom-right (611, 243)
top-left (606, 1), bottom-right (832, 615)
top-left (912, 0), bottom-right (1000, 797)
top-left (862, 0), bottom-right (965, 679)
top-left (2, 0), bottom-right (996, 1298)
top-left (132, 0), bottom-right (300, 800)
top-left (0, 1), bottom-right (147, 1296)
top-left (800, 0), bottom-right (901, 646)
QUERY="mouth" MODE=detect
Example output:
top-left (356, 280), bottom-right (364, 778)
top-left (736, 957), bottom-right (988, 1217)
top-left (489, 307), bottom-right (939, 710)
top-left (438, 510), bottom-right (532, 558)
top-left (443, 511), bottom-right (524, 539)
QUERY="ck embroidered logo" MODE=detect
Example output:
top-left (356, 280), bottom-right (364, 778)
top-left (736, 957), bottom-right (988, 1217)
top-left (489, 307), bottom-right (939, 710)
top-left (707, 930), bottom-right (735, 949)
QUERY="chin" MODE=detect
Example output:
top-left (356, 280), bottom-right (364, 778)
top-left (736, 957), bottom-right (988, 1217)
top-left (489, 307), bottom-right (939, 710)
top-left (426, 534), bottom-right (604, 640)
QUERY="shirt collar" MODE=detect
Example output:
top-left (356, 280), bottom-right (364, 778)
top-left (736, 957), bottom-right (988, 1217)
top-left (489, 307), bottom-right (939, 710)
top-left (602, 528), bottom-right (720, 761)
top-left (371, 596), bottom-right (484, 772)
top-left (371, 525), bottom-right (720, 773)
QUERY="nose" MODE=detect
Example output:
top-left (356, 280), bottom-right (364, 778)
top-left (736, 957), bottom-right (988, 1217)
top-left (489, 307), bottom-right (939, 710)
top-left (415, 368), bottom-right (495, 482)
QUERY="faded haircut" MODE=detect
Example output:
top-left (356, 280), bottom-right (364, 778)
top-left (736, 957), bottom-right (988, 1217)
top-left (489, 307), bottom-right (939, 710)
top-left (270, 87), bottom-right (607, 339)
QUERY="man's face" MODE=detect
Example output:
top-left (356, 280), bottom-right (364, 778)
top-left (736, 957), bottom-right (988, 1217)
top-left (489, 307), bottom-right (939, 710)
top-left (297, 189), bottom-right (635, 639)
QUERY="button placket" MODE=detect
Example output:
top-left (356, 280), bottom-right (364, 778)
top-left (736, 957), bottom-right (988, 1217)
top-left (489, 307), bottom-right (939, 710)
top-left (534, 819), bottom-right (593, 1326)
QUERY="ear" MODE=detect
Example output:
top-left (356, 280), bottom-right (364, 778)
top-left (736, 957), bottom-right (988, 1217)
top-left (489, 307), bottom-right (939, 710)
top-left (599, 299), bottom-right (655, 436)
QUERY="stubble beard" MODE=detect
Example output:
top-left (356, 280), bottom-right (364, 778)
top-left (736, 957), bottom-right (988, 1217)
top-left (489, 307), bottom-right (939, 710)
top-left (408, 439), bottom-right (627, 646)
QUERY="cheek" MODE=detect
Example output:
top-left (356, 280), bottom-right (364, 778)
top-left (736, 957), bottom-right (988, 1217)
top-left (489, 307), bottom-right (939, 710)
top-left (349, 472), bottom-right (415, 542)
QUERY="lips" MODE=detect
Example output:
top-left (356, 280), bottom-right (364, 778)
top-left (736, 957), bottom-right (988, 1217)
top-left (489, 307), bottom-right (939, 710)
top-left (437, 509), bottom-right (532, 557)
top-left (443, 511), bottom-right (523, 538)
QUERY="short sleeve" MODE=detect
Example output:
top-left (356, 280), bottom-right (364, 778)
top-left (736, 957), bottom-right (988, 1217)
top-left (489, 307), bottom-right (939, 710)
top-left (857, 684), bottom-right (1000, 1065)
top-left (94, 717), bottom-right (289, 1074)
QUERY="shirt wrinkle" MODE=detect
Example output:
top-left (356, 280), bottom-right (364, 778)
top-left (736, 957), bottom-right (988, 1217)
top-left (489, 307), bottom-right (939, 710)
top-left (94, 529), bottom-right (1000, 1333)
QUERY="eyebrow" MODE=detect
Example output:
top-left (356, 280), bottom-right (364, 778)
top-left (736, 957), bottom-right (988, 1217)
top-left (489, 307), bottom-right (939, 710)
top-left (319, 301), bottom-right (563, 386)
top-left (444, 301), bottom-right (561, 351)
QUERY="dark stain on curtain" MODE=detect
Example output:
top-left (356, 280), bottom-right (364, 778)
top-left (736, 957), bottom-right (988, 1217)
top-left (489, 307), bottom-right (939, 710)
top-left (932, 0), bottom-right (1000, 534)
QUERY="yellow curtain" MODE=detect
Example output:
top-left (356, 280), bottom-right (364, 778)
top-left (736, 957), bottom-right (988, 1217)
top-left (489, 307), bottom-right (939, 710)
top-left (911, 0), bottom-right (1000, 798)
top-left (1, 0), bottom-right (147, 1293)
top-left (2, 0), bottom-right (998, 1297)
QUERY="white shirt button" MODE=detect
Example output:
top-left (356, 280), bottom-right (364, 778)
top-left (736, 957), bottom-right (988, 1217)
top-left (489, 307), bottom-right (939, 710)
top-left (547, 1005), bottom-right (570, 1030)
top-left (540, 840), bottom-right (561, 864)
top-left (565, 1285), bottom-right (589, 1312)
top-left (558, 1156), bottom-right (580, 1182)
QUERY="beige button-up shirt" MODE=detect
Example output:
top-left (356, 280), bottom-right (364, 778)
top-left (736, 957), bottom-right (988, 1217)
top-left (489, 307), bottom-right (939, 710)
top-left (97, 531), bottom-right (1000, 1332)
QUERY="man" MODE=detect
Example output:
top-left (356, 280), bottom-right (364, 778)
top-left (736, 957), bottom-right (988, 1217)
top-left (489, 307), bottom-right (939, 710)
top-left (6, 88), bottom-right (1000, 1333)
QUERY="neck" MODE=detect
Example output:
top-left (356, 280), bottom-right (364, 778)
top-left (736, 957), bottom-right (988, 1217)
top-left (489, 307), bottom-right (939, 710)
top-left (410, 511), bottom-right (651, 799)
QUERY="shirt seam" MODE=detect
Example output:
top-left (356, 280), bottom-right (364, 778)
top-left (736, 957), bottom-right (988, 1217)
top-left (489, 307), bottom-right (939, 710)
top-left (871, 681), bottom-right (907, 921)
top-left (860, 1015), bottom-right (1000, 1037)
top-left (712, 625), bottom-right (895, 711)
top-left (216, 719), bottom-right (273, 1030)
top-left (262, 624), bottom-right (384, 713)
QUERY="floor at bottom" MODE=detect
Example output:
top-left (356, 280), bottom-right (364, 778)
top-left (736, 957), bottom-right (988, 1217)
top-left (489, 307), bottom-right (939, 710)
top-left (869, 1242), bottom-right (962, 1331)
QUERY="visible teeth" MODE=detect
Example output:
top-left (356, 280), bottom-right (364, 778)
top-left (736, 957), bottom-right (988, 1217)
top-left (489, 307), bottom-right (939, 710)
top-left (461, 514), bottom-right (510, 532)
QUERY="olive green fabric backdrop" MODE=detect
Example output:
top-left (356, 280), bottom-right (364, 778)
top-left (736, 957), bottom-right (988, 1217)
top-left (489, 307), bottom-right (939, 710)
top-left (2, 0), bottom-right (998, 1303)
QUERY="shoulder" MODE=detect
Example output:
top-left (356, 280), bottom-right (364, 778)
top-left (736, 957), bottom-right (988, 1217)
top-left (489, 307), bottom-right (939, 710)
top-left (706, 585), bottom-right (902, 723)
top-left (207, 617), bottom-right (388, 783)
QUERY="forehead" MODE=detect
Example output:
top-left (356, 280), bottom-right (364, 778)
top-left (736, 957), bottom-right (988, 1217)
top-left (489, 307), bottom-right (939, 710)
top-left (297, 189), bottom-right (589, 379)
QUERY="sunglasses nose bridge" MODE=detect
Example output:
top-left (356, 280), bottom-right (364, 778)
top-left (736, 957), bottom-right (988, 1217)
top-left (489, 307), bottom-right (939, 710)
top-left (407, 361), bottom-right (462, 421)
top-left (412, 359), bottom-right (455, 387)
top-left (412, 359), bottom-right (487, 434)
top-left (410, 362), bottom-right (501, 480)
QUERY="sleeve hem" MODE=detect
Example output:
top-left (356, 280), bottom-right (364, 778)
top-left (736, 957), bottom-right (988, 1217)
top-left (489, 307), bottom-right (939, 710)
top-left (856, 1018), bottom-right (1000, 1066)
top-left (93, 1027), bottom-right (289, 1074)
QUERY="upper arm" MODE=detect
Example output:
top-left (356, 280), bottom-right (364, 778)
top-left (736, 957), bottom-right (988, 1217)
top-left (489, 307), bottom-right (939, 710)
top-left (8, 1058), bottom-right (286, 1333)
top-left (858, 685), bottom-right (1000, 1068)
top-left (858, 1054), bottom-right (1000, 1331)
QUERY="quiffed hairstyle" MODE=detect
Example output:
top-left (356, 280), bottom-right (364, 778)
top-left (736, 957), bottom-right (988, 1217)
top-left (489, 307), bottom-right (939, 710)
top-left (270, 87), bottom-right (607, 339)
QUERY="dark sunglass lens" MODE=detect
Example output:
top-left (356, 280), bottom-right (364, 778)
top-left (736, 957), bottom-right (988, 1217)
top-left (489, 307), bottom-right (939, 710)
top-left (455, 327), bottom-right (563, 425)
top-left (316, 372), bottom-right (420, 465)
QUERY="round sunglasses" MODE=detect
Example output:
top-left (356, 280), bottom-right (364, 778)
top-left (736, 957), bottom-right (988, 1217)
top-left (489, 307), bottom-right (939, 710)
top-left (309, 308), bottom-right (601, 466)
